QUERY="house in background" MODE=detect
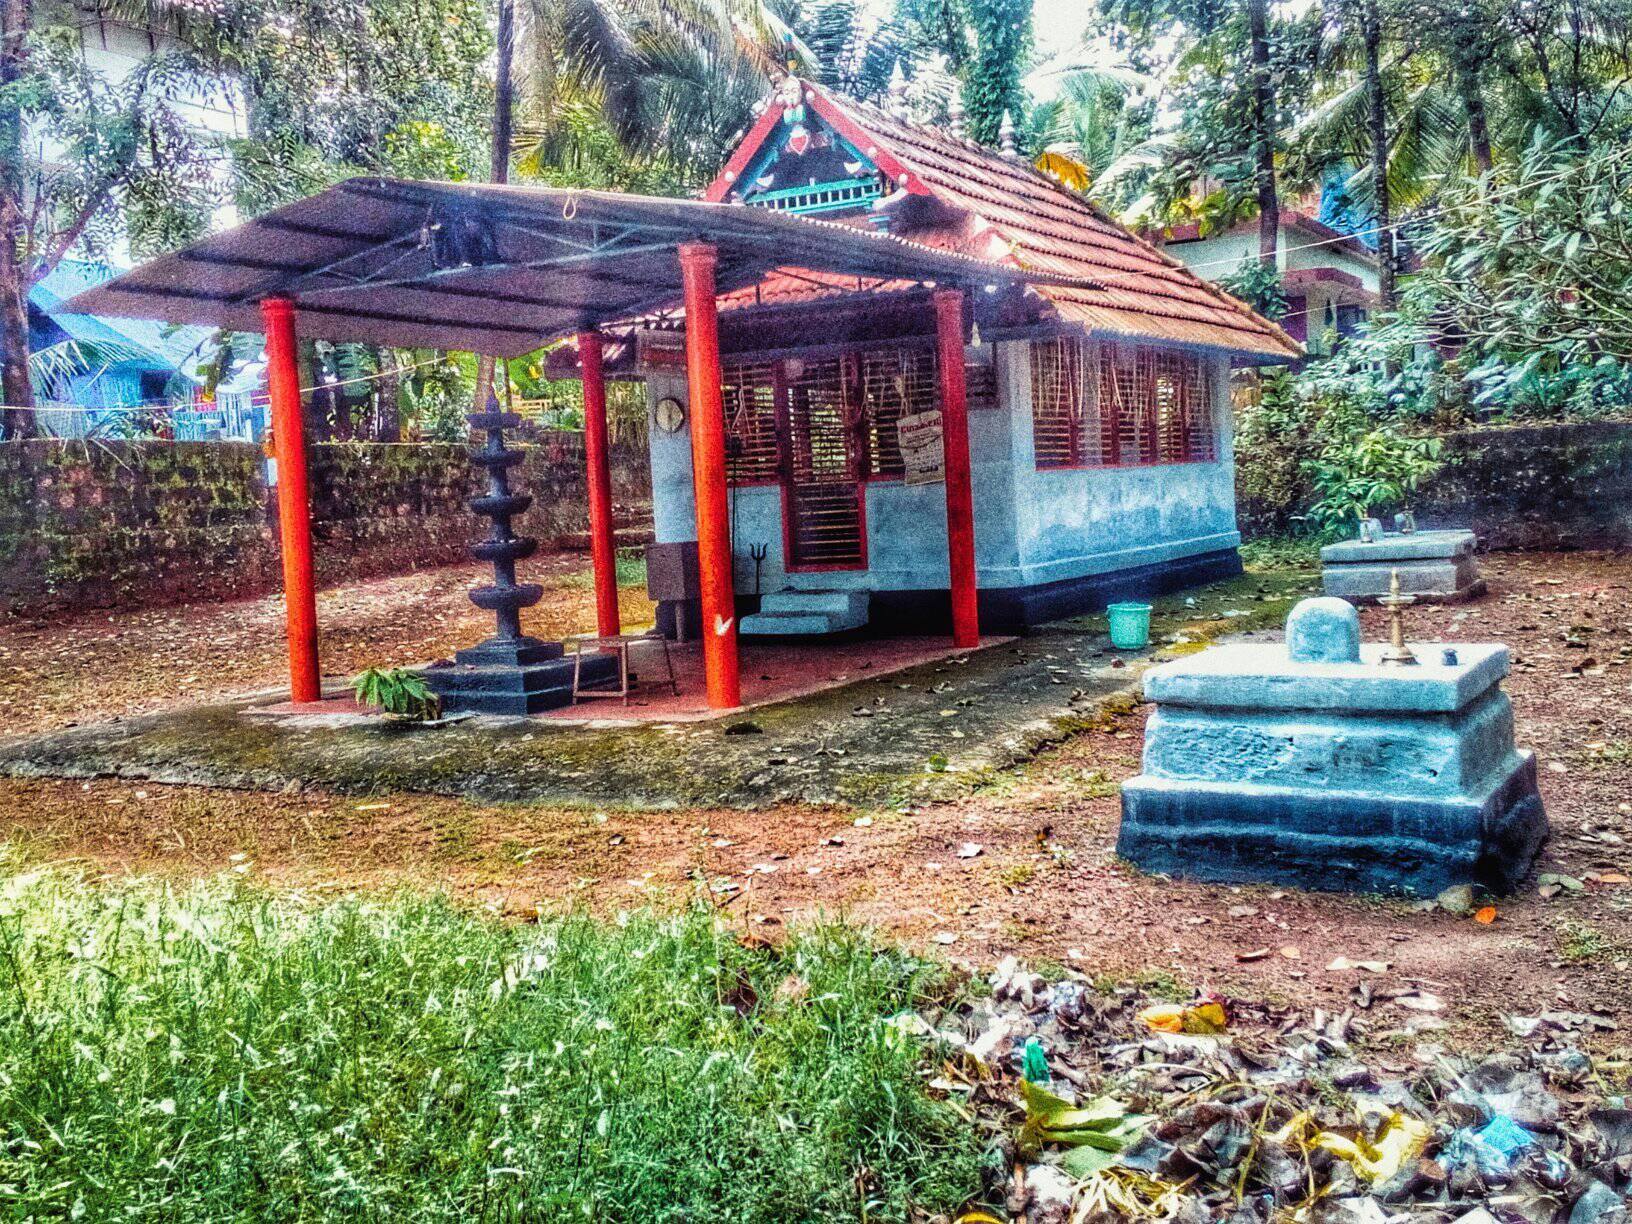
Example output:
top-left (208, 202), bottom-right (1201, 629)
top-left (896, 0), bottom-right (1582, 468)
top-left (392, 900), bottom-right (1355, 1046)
top-left (1155, 207), bottom-right (1381, 359)
top-left (615, 76), bottom-right (1300, 637)
top-left (58, 0), bottom-right (248, 262)
top-left (27, 260), bottom-right (267, 439)
top-left (22, 0), bottom-right (253, 428)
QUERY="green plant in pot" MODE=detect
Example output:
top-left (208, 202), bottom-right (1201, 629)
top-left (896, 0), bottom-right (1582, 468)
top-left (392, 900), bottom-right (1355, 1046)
top-left (352, 667), bottom-right (442, 722)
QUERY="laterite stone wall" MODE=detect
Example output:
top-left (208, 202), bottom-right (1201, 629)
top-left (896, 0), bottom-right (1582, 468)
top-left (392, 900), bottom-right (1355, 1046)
top-left (1412, 422), bottom-right (1632, 551)
top-left (0, 436), bottom-right (650, 617)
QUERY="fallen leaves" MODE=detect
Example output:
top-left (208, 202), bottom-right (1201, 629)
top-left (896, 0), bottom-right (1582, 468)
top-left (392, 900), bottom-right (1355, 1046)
top-left (1394, 990), bottom-right (1446, 1012)
top-left (1326, 956), bottom-right (1391, 973)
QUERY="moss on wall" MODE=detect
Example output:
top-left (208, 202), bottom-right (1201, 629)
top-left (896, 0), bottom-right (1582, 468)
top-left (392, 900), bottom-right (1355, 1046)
top-left (0, 436), bottom-right (652, 616)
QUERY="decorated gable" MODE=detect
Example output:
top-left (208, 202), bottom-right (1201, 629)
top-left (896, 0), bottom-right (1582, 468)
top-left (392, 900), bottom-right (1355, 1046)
top-left (714, 80), bottom-right (895, 218)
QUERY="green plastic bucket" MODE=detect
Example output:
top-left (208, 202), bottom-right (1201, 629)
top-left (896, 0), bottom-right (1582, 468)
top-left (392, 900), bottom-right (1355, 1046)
top-left (1106, 601), bottom-right (1153, 650)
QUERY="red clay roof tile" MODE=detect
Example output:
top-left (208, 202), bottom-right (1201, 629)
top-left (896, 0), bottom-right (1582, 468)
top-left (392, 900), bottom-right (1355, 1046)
top-left (708, 80), bottom-right (1301, 361)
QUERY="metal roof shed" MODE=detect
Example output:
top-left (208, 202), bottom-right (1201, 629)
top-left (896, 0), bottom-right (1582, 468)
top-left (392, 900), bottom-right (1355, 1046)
top-left (65, 177), bottom-right (1051, 713)
top-left (65, 177), bottom-right (1069, 357)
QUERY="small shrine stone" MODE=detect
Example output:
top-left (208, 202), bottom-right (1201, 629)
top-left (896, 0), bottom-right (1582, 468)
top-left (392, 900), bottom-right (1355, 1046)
top-left (1286, 597), bottom-right (1362, 664)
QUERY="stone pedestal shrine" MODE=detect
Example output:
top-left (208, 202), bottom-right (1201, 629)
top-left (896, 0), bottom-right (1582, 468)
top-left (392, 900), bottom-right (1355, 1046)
top-left (1117, 597), bottom-right (1547, 895)
top-left (1321, 529), bottom-right (1485, 603)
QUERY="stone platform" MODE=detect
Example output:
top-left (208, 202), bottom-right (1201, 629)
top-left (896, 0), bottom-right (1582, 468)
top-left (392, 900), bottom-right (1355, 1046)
top-left (1117, 598), bottom-right (1547, 896)
top-left (423, 636), bottom-right (617, 715)
top-left (1320, 529), bottom-right (1485, 603)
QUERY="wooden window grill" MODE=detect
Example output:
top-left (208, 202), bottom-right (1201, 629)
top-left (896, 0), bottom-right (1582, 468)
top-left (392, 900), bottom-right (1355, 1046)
top-left (1152, 349), bottom-right (1217, 463)
top-left (722, 361), bottom-right (780, 485)
top-left (1099, 345), bottom-right (1159, 465)
top-left (782, 355), bottom-right (866, 568)
top-left (1033, 338), bottom-right (1216, 468)
top-left (1030, 336), bottom-right (1098, 468)
top-left (859, 346), bottom-right (937, 477)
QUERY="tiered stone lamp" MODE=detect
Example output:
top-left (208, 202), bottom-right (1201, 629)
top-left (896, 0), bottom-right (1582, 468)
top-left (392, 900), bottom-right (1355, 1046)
top-left (423, 403), bottom-right (615, 715)
top-left (1321, 528), bottom-right (1485, 603)
top-left (1117, 594), bottom-right (1547, 895)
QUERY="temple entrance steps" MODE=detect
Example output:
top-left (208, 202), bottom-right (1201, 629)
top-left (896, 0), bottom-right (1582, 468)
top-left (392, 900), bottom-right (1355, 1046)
top-left (740, 589), bottom-right (869, 636)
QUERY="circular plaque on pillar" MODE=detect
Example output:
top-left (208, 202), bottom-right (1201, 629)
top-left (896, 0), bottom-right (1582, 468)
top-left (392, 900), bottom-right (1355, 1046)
top-left (654, 396), bottom-right (686, 434)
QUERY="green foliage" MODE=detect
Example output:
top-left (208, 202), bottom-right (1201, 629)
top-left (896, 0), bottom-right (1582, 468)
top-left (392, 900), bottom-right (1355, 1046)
top-left (965, 0), bottom-right (1033, 146)
top-left (352, 666), bottom-right (443, 721)
top-left (1234, 367), bottom-right (1319, 530)
top-left (1088, 0), bottom-right (1322, 228)
top-left (0, 868), bottom-right (984, 1220)
top-left (1304, 134), bottom-right (1632, 424)
top-left (1217, 256), bottom-right (1288, 318)
top-left (400, 351), bottom-right (477, 441)
top-left (1236, 366), bottom-right (1444, 535)
top-left (1303, 418), bottom-right (1444, 532)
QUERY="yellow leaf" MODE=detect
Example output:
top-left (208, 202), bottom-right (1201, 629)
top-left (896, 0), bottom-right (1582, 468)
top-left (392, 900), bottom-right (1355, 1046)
top-left (1311, 1110), bottom-right (1430, 1181)
top-left (1137, 1003), bottom-right (1185, 1033)
top-left (1137, 999), bottom-right (1227, 1034)
top-left (1034, 150), bottom-right (1091, 192)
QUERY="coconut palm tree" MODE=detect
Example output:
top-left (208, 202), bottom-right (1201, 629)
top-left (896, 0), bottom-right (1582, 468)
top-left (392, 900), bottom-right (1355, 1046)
top-left (511, 0), bottom-right (814, 190)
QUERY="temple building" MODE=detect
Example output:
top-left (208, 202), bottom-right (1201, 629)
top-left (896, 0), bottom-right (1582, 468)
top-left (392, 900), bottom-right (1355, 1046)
top-left (65, 75), bottom-right (1300, 713)
top-left (620, 77), bottom-right (1300, 637)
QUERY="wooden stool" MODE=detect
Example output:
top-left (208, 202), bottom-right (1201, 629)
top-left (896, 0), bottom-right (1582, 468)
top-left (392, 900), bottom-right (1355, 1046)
top-left (571, 633), bottom-right (680, 705)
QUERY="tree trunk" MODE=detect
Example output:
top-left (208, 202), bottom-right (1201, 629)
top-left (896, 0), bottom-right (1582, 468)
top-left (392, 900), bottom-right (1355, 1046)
top-left (1248, 0), bottom-right (1280, 268)
top-left (1453, 43), bottom-right (1494, 172)
top-left (1362, 0), bottom-right (1395, 312)
top-left (491, 0), bottom-right (513, 186)
top-left (375, 353), bottom-right (401, 442)
top-left (0, 0), bottom-right (36, 438)
top-left (471, 0), bottom-right (514, 417)
top-left (0, 234), bottom-right (30, 438)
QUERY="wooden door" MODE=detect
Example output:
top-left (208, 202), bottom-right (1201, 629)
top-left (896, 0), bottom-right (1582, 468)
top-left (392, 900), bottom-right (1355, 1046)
top-left (780, 356), bottom-right (866, 570)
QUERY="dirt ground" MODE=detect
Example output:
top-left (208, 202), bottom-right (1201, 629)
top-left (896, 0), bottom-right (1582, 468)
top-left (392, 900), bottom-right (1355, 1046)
top-left (0, 553), bottom-right (656, 736)
top-left (2, 550), bottom-right (1629, 1051)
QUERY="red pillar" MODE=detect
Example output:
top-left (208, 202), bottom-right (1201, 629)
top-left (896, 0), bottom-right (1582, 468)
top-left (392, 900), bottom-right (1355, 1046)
top-left (934, 287), bottom-right (980, 649)
top-left (677, 241), bottom-right (742, 709)
top-left (260, 296), bottom-right (321, 703)
top-left (578, 330), bottom-right (621, 638)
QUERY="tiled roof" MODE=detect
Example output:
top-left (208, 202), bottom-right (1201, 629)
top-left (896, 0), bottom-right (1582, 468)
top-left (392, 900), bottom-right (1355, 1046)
top-left (708, 81), bottom-right (1301, 361)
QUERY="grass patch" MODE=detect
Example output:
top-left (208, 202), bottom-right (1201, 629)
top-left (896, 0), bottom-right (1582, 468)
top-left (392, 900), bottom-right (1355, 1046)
top-left (0, 862), bottom-right (984, 1221)
top-left (1238, 536), bottom-right (1321, 572)
top-left (1558, 918), bottom-right (1610, 963)
top-left (560, 546), bottom-right (648, 590)
top-left (1091, 968), bottom-right (1189, 1003)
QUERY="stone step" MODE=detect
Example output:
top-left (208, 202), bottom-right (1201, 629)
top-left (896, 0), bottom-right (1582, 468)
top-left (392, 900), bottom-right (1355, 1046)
top-left (741, 589), bottom-right (869, 637)
top-left (757, 589), bottom-right (870, 619)
top-left (739, 610), bottom-right (853, 636)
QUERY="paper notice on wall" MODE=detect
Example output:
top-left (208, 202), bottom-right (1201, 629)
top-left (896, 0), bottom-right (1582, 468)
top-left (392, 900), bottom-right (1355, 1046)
top-left (897, 410), bottom-right (944, 486)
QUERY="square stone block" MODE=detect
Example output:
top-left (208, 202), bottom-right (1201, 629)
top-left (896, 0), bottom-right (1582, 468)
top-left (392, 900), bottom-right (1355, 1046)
top-left (1116, 606), bottom-right (1548, 896)
top-left (1320, 530), bottom-right (1484, 603)
top-left (1118, 753), bottom-right (1546, 895)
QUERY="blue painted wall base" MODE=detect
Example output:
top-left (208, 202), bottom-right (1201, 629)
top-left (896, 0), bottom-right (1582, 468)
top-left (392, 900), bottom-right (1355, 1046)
top-left (650, 548), bottom-right (1244, 640)
top-left (1118, 752), bottom-right (1547, 895)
